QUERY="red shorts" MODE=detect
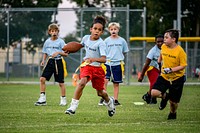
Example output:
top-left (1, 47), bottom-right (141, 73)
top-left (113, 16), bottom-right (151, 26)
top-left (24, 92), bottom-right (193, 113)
top-left (147, 67), bottom-right (160, 90)
top-left (80, 65), bottom-right (105, 90)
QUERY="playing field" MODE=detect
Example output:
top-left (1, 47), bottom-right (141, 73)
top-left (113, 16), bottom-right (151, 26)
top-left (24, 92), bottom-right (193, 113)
top-left (0, 84), bottom-right (199, 133)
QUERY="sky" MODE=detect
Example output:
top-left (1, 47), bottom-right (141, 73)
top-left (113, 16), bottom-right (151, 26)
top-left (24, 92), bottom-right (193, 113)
top-left (56, 0), bottom-right (77, 38)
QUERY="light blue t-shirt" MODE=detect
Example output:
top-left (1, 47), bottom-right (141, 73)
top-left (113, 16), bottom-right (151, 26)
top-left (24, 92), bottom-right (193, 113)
top-left (81, 35), bottom-right (106, 66)
top-left (104, 36), bottom-right (129, 66)
top-left (42, 37), bottom-right (65, 58)
top-left (146, 45), bottom-right (160, 70)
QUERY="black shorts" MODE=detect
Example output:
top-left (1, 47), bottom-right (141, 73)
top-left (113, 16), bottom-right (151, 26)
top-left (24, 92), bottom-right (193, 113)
top-left (41, 58), bottom-right (64, 83)
top-left (152, 75), bottom-right (186, 103)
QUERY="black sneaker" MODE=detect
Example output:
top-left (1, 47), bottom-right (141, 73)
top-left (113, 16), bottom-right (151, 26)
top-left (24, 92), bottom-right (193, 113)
top-left (65, 109), bottom-right (75, 115)
top-left (98, 98), bottom-right (104, 106)
top-left (106, 97), bottom-right (115, 117)
top-left (149, 97), bottom-right (157, 104)
top-left (108, 109), bottom-right (115, 117)
top-left (167, 112), bottom-right (177, 120)
top-left (159, 93), bottom-right (169, 110)
top-left (114, 100), bottom-right (121, 106)
top-left (142, 92), bottom-right (151, 104)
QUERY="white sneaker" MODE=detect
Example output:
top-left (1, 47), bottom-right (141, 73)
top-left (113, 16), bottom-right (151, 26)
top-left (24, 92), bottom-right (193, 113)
top-left (60, 96), bottom-right (67, 106)
top-left (35, 93), bottom-right (47, 106)
top-left (65, 98), bottom-right (79, 115)
top-left (104, 97), bottom-right (115, 117)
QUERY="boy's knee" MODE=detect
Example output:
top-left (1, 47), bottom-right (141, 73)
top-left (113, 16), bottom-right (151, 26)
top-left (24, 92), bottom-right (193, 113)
top-left (151, 89), bottom-right (161, 97)
top-left (40, 77), bottom-right (46, 83)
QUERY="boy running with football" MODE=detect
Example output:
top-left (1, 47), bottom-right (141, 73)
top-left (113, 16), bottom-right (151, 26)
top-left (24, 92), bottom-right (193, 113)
top-left (65, 16), bottom-right (115, 117)
top-left (151, 29), bottom-right (187, 120)
top-left (35, 23), bottom-right (68, 106)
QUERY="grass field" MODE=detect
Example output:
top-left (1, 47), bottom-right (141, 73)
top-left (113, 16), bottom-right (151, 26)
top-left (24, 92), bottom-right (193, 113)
top-left (0, 84), bottom-right (199, 133)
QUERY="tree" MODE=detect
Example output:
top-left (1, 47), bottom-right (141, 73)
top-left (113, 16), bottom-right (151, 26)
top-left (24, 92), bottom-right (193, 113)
top-left (0, 0), bottom-right (62, 50)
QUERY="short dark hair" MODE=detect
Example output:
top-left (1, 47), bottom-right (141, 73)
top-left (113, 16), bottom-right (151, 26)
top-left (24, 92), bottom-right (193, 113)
top-left (91, 15), bottom-right (107, 30)
top-left (155, 34), bottom-right (164, 41)
top-left (165, 29), bottom-right (179, 43)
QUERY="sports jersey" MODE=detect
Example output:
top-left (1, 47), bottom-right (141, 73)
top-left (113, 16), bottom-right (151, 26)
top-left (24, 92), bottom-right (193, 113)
top-left (104, 36), bottom-right (129, 66)
top-left (161, 44), bottom-right (187, 81)
top-left (81, 35), bottom-right (106, 66)
top-left (146, 45), bottom-right (160, 70)
top-left (42, 37), bottom-right (65, 58)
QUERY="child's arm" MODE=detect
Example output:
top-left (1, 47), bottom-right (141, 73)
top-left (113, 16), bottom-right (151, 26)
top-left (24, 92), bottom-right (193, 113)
top-left (85, 56), bottom-right (106, 64)
top-left (52, 51), bottom-right (69, 58)
top-left (158, 54), bottom-right (162, 71)
top-left (41, 53), bottom-right (47, 66)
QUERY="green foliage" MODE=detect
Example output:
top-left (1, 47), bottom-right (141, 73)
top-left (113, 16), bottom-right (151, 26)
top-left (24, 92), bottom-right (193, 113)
top-left (0, 0), bottom-right (62, 49)
top-left (0, 84), bottom-right (199, 132)
top-left (71, 0), bottom-right (199, 37)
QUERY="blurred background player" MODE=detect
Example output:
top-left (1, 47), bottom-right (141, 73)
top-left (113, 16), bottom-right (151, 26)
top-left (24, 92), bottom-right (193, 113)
top-left (195, 65), bottom-right (200, 80)
top-left (65, 16), bottom-right (115, 117)
top-left (35, 23), bottom-right (68, 106)
top-left (151, 29), bottom-right (187, 120)
top-left (98, 22), bottom-right (129, 106)
top-left (138, 34), bottom-right (164, 104)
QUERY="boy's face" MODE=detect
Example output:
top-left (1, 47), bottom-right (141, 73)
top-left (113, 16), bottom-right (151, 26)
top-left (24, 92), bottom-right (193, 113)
top-left (156, 37), bottom-right (164, 49)
top-left (49, 29), bottom-right (59, 37)
top-left (164, 32), bottom-right (175, 47)
top-left (90, 23), bottom-right (103, 40)
top-left (109, 25), bottom-right (119, 36)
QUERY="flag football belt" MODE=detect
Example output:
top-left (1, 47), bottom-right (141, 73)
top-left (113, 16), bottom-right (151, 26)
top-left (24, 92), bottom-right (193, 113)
top-left (106, 60), bottom-right (125, 79)
top-left (43, 56), bottom-right (67, 77)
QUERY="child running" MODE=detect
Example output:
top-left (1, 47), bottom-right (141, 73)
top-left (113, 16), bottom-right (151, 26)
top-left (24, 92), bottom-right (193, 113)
top-left (35, 23), bottom-right (68, 106)
top-left (151, 29), bottom-right (187, 120)
top-left (138, 34), bottom-right (164, 104)
top-left (65, 16), bottom-right (115, 117)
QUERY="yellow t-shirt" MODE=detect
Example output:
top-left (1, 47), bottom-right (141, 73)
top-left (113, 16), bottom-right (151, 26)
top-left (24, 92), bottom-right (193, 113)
top-left (161, 44), bottom-right (187, 81)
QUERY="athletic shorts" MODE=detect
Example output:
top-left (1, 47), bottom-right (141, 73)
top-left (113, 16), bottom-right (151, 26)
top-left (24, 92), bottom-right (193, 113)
top-left (147, 67), bottom-right (160, 90)
top-left (80, 65), bottom-right (105, 90)
top-left (152, 75), bottom-right (186, 103)
top-left (105, 64), bottom-right (123, 83)
top-left (41, 58), bottom-right (64, 83)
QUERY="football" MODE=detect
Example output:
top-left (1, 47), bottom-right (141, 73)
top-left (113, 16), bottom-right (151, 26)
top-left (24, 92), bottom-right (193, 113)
top-left (62, 41), bottom-right (83, 53)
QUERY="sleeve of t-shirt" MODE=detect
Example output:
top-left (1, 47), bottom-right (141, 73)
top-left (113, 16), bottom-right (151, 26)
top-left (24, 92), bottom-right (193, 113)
top-left (122, 38), bottom-right (129, 53)
top-left (42, 40), bottom-right (48, 54)
top-left (179, 48), bottom-right (187, 67)
top-left (99, 41), bottom-right (107, 56)
top-left (146, 48), bottom-right (154, 60)
top-left (81, 35), bottom-right (87, 47)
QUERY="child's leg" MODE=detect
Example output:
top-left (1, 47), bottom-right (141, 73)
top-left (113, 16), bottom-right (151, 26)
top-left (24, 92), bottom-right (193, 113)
top-left (59, 83), bottom-right (67, 106)
top-left (97, 89), bottom-right (110, 102)
top-left (40, 77), bottom-right (46, 93)
top-left (65, 77), bottom-right (88, 114)
top-left (97, 90), bottom-right (115, 117)
top-left (113, 83), bottom-right (119, 100)
top-left (35, 77), bottom-right (47, 106)
top-left (59, 83), bottom-right (66, 97)
top-left (73, 77), bottom-right (88, 100)
top-left (104, 78), bottom-right (109, 91)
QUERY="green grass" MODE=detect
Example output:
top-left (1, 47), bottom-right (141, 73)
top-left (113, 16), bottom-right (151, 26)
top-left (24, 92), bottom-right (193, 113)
top-left (0, 84), bottom-right (199, 133)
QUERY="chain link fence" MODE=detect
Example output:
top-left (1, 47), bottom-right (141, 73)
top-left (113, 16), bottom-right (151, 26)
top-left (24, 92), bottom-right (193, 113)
top-left (0, 7), bottom-right (199, 83)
